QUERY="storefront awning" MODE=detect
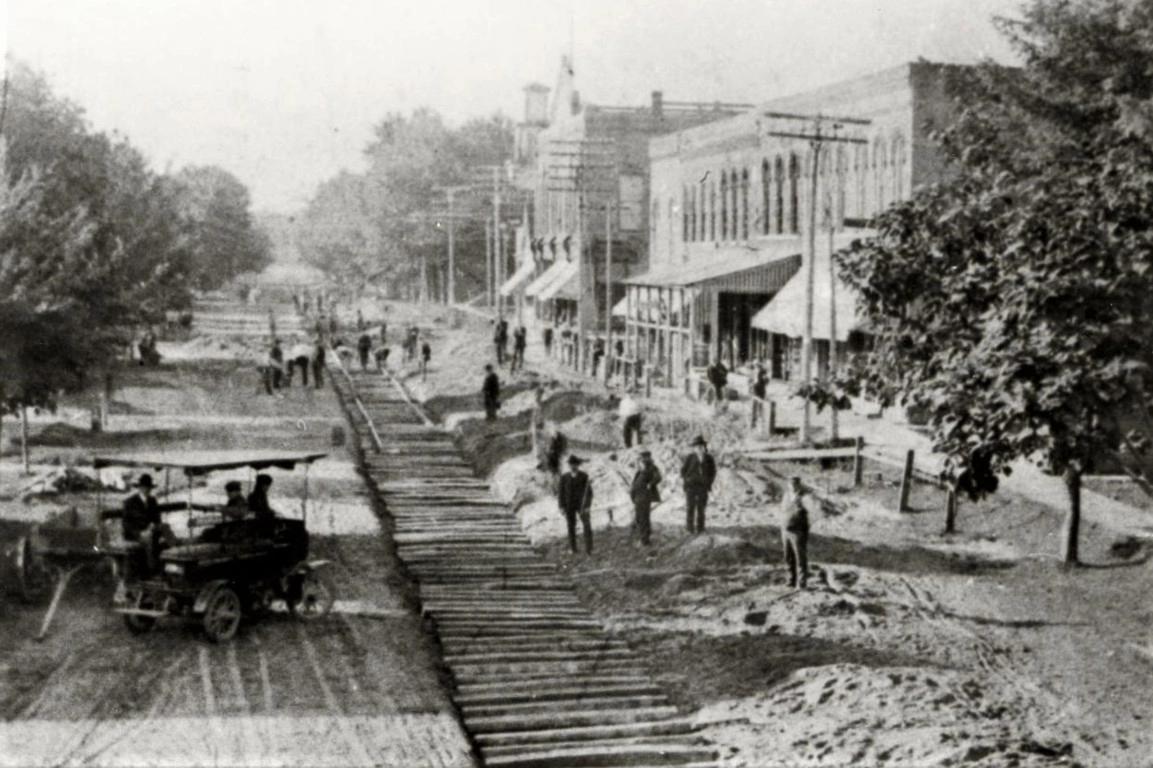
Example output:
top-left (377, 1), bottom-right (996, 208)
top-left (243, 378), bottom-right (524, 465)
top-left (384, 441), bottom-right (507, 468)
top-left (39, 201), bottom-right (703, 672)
top-left (537, 263), bottom-right (580, 301)
top-left (622, 247), bottom-right (801, 294)
top-left (611, 297), bottom-right (628, 317)
top-left (751, 250), bottom-right (866, 342)
top-left (524, 259), bottom-right (566, 298)
top-left (499, 260), bottom-right (536, 297)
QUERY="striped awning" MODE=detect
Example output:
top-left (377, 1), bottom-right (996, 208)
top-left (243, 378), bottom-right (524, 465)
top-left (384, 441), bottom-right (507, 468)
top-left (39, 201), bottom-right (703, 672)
top-left (537, 263), bottom-right (579, 301)
top-left (622, 249), bottom-right (801, 294)
top-left (524, 260), bottom-right (566, 298)
top-left (751, 249), bottom-right (866, 341)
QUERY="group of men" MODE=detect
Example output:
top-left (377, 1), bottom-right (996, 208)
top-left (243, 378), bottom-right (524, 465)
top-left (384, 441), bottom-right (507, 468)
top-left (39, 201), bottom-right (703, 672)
top-left (261, 337), bottom-right (327, 394)
top-left (492, 318), bottom-right (528, 372)
top-left (554, 429), bottom-right (812, 589)
top-left (121, 472), bottom-right (281, 575)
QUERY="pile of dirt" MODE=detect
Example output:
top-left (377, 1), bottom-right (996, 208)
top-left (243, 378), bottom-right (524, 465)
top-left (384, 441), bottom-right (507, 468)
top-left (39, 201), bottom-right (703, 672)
top-left (696, 664), bottom-right (1076, 768)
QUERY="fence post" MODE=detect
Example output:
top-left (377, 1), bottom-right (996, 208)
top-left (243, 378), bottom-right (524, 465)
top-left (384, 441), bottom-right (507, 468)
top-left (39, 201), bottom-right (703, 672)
top-left (945, 489), bottom-right (958, 533)
top-left (853, 436), bottom-right (864, 487)
top-left (898, 449), bottom-right (915, 512)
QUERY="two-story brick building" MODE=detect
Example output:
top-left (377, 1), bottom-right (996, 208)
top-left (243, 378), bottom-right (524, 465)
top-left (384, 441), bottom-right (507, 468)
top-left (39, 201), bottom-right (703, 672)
top-left (624, 61), bottom-right (960, 389)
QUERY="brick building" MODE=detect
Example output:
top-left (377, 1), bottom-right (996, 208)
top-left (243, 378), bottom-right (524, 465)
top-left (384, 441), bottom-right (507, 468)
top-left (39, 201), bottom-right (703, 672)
top-left (625, 61), bottom-right (961, 389)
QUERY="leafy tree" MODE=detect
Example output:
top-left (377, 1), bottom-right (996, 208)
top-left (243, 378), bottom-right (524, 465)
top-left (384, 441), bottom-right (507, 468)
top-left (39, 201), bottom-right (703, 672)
top-left (837, 0), bottom-right (1153, 563)
top-left (168, 165), bottom-right (272, 291)
top-left (298, 108), bottom-right (513, 299)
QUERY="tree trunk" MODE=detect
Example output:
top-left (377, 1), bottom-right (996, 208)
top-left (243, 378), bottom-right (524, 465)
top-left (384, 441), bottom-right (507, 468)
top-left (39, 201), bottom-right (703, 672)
top-left (20, 404), bottom-right (29, 476)
top-left (1062, 466), bottom-right (1082, 565)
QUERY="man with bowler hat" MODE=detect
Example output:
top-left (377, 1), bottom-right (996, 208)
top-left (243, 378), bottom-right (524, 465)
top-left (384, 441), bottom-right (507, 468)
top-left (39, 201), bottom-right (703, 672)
top-left (630, 449), bottom-right (662, 546)
top-left (557, 455), bottom-right (594, 555)
top-left (121, 473), bottom-right (172, 574)
top-left (680, 435), bottom-right (717, 534)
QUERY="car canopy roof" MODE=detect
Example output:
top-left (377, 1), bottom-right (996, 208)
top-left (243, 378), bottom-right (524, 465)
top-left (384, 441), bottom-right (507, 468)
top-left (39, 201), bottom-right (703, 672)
top-left (93, 450), bottom-right (328, 476)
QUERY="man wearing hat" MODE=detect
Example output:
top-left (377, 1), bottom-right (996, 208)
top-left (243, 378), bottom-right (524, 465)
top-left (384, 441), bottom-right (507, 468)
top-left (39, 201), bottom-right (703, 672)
top-left (781, 477), bottom-right (810, 589)
top-left (557, 455), bottom-right (594, 555)
top-left (630, 449), bottom-right (662, 546)
top-left (121, 473), bottom-right (167, 574)
top-left (247, 474), bottom-right (278, 524)
top-left (222, 480), bottom-right (248, 521)
top-left (680, 436), bottom-right (717, 534)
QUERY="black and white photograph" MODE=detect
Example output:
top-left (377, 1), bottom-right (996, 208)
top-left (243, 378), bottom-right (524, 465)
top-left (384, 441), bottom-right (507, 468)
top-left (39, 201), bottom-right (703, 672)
top-left (1, 1), bottom-right (1151, 765)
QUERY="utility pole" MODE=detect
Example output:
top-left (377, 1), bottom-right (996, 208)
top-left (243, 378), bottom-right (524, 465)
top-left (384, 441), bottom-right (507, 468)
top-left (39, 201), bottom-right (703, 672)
top-left (447, 188), bottom-right (457, 304)
top-left (604, 200), bottom-right (613, 383)
top-left (493, 166), bottom-right (502, 317)
top-left (484, 219), bottom-right (493, 309)
top-left (827, 189), bottom-right (839, 442)
top-left (763, 111), bottom-right (868, 445)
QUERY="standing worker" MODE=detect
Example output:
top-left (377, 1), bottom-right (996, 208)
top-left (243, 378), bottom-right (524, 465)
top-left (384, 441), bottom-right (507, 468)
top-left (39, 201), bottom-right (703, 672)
top-left (780, 477), bottom-right (810, 589)
top-left (630, 449), bottom-right (662, 547)
top-left (482, 364), bottom-right (501, 421)
top-left (707, 360), bottom-right (728, 411)
top-left (288, 338), bottom-right (312, 387)
top-left (680, 435), bottom-right (717, 534)
top-left (493, 320), bottom-right (507, 366)
top-left (619, 390), bottom-right (643, 448)
top-left (420, 340), bottom-right (431, 380)
top-left (270, 339), bottom-right (284, 390)
top-left (311, 337), bottom-right (326, 389)
top-left (357, 331), bottom-right (373, 371)
top-left (543, 326), bottom-right (554, 357)
top-left (557, 455), bottom-right (594, 555)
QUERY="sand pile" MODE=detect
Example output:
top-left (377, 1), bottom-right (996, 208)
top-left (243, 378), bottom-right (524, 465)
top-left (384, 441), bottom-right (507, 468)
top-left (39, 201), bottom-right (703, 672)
top-left (697, 664), bottom-right (1074, 768)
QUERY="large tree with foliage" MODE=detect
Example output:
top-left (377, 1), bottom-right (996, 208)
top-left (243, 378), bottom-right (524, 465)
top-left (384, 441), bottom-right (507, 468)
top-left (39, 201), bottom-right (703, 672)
top-left (168, 165), bottom-right (272, 291)
top-left (837, 0), bottom-right (1153, 563)
top-left (298, 109), bottom-right (513, 299)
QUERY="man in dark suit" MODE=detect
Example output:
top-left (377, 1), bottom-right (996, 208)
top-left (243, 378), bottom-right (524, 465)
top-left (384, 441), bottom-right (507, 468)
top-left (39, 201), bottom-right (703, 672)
top-left (680, 435), bottom-right (717, 534)
top-left (122, 473), bottom-right (169, 574)
top-left (482, 364), bottom-right (501, 421)
top-left (630, 449), bottom-right (662, 546)
top-left (557, 455), bottom-right (594, 555)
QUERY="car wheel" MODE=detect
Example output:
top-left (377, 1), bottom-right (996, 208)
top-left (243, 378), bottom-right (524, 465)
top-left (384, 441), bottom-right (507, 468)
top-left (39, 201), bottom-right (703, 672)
top-left (202, 586), bottom-right (242, 643)
top-left (287, 570), bottom-right (335, 621)
top-left (124, 592), bottom-right (157, 635)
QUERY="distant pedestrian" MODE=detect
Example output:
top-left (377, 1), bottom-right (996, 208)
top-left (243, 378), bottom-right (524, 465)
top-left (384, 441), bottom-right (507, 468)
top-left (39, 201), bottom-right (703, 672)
top-left (557, 455), bottom-right (594, 555)
top-left (751, 364), bottom-right (769, 428)
top-left (312, 340), bottom-right (326, 389)
top-left (680, 435), bottom-right (717, 534)
top-left (420, 341), bottom-right (431, 380)
top-left (356, 309), bottom-right (365, 332)
top-left (630, 449), bottom-right (662, 546)
top-left (512, 326), bottom-right (527, 372)
top-left (357, 332), bottom-right (372, 370)
top-left (707, 360), bottom-right (728, 409)
top-left (591, 337), bottom-right (605, 377)
top-left (270, 339), bottom-right (284, 389)
top-left (543, 326), bottom-right (554, 357)
top-left (780, 476), bottom-right (810, 589)
top-left (329, 314), bottom-right (338, 336)
top-left (494, 320), bottom-right (507, 366)
top-left (380, 322), bottom-right (388, 344)
top-left (619, 391), bottom-right (642, 448)
top-left (482, 364), bottom-right (500, 421)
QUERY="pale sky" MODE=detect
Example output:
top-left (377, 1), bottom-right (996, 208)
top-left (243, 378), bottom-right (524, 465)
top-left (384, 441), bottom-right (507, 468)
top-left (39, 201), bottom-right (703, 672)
top-left (5, 0), bottom-right (1022, 214)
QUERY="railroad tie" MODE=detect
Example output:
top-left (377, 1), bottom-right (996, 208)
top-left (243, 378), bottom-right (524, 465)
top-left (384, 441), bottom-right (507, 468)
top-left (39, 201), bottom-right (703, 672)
top-left (330, 368), bottom-right (718, 768)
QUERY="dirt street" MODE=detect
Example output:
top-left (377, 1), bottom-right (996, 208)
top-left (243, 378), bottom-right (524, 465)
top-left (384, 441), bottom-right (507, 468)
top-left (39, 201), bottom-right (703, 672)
top-left (0, 350), bottom-right (472, 767)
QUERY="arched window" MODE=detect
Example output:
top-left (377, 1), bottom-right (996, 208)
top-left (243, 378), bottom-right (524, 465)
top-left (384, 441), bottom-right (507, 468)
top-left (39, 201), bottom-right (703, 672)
top-left (709, 181), bottom-right (717, 240)
top-left (761, 159), bottom-right (771, 235)
top-left (891, 134), bottom-right (907, 201)
top-left (650, 198), bottom-right (659, 255)
top-left (682, 185), bottom-right (690, 242)
top-left (720, 172), bottom-right (729, 240)
top-left (774, 156), bottom-right (784, 234)
top-left (740, 169), bottom-right (750, 240)
top-left (788, 153), bottom-right (800, 234)
top-left (699, 178), bottom-right (707, 240)
top-left (689, 184), bottom-right (698, 242)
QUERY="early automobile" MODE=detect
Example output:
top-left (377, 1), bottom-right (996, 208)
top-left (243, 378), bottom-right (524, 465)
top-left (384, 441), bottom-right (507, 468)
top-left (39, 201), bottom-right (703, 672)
top-left (95, 450), bottom-right (334, 642)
